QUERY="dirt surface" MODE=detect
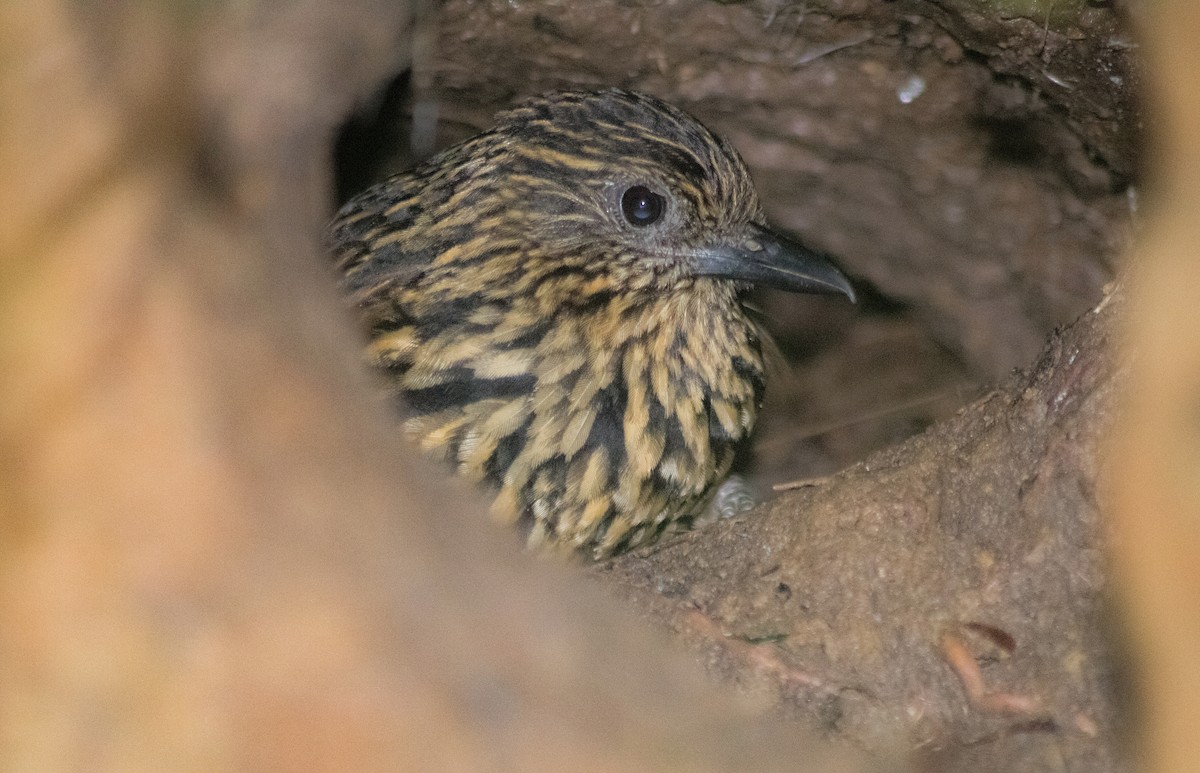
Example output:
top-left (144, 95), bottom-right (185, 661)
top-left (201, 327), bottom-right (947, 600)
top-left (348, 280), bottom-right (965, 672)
top-left (595, 287), bottom-right (1125, 771)
top-left (908, 0), bottom-right (1141, 179)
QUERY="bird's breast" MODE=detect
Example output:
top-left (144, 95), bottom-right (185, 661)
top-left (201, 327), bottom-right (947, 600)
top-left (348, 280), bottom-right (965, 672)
top-left (387, 281), bottom-right (766, 553)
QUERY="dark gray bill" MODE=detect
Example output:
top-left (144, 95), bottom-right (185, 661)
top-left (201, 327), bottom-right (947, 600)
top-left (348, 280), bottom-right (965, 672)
top-left (689, 222), bottom-right (856, 302)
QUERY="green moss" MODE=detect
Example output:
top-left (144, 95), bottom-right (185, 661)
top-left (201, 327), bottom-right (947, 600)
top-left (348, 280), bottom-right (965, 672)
top-left (733, 632), bottom-right (788, 645)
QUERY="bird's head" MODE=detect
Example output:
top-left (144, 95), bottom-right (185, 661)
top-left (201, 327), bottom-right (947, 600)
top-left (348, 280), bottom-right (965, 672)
top-left (452, 89), bottom-right (856, 304)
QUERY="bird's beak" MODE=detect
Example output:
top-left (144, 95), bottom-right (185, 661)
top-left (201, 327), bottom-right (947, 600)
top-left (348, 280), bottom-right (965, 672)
top-left (689, 222), bottom-right (856, 302)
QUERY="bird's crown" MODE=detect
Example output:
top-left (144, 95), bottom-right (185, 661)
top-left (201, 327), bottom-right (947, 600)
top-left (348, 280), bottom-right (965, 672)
top-left (419, 89), bottom-right (766, 292)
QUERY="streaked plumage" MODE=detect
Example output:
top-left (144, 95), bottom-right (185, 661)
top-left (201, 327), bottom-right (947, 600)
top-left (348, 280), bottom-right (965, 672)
top-left (329, 89), bottom-right (853, 557)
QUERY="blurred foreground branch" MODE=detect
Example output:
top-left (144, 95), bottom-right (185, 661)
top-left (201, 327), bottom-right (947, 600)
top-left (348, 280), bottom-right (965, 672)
top-left (0, 3), bottom-right (855, 770)
top-left (1110, 3), bottom-right (1200, 772)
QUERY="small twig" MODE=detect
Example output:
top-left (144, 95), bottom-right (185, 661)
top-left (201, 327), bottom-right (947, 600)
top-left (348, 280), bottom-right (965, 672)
top-left (939, 629), bottom-right (1045, 716)
top-left (1042, 69), bottom-right (1075, 90)
top-left (684, 609), bottom-right (834, 693)
top-left (1040, 0), bottom-right (1057, 58)
top-left (408, 0), bottom-right (439, 160)
top-left (772, 474), bottom-right (833, 492)
top-left (794, 31), bottom-right (873, 66)
top-left (755, 381), bottom-right (977, 453)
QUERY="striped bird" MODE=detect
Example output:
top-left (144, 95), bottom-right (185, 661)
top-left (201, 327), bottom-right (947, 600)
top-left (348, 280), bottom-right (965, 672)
top-left (329, 89), bottom-right (854, 557)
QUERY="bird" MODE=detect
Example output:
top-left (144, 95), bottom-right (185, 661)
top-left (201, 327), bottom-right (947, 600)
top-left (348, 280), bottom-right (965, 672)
top-left (328, 89), bottom-right (855, 558)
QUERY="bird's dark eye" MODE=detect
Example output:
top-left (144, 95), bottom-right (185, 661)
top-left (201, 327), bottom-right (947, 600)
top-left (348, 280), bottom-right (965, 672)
top-left (621, 185), bottom-right (666, 227)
